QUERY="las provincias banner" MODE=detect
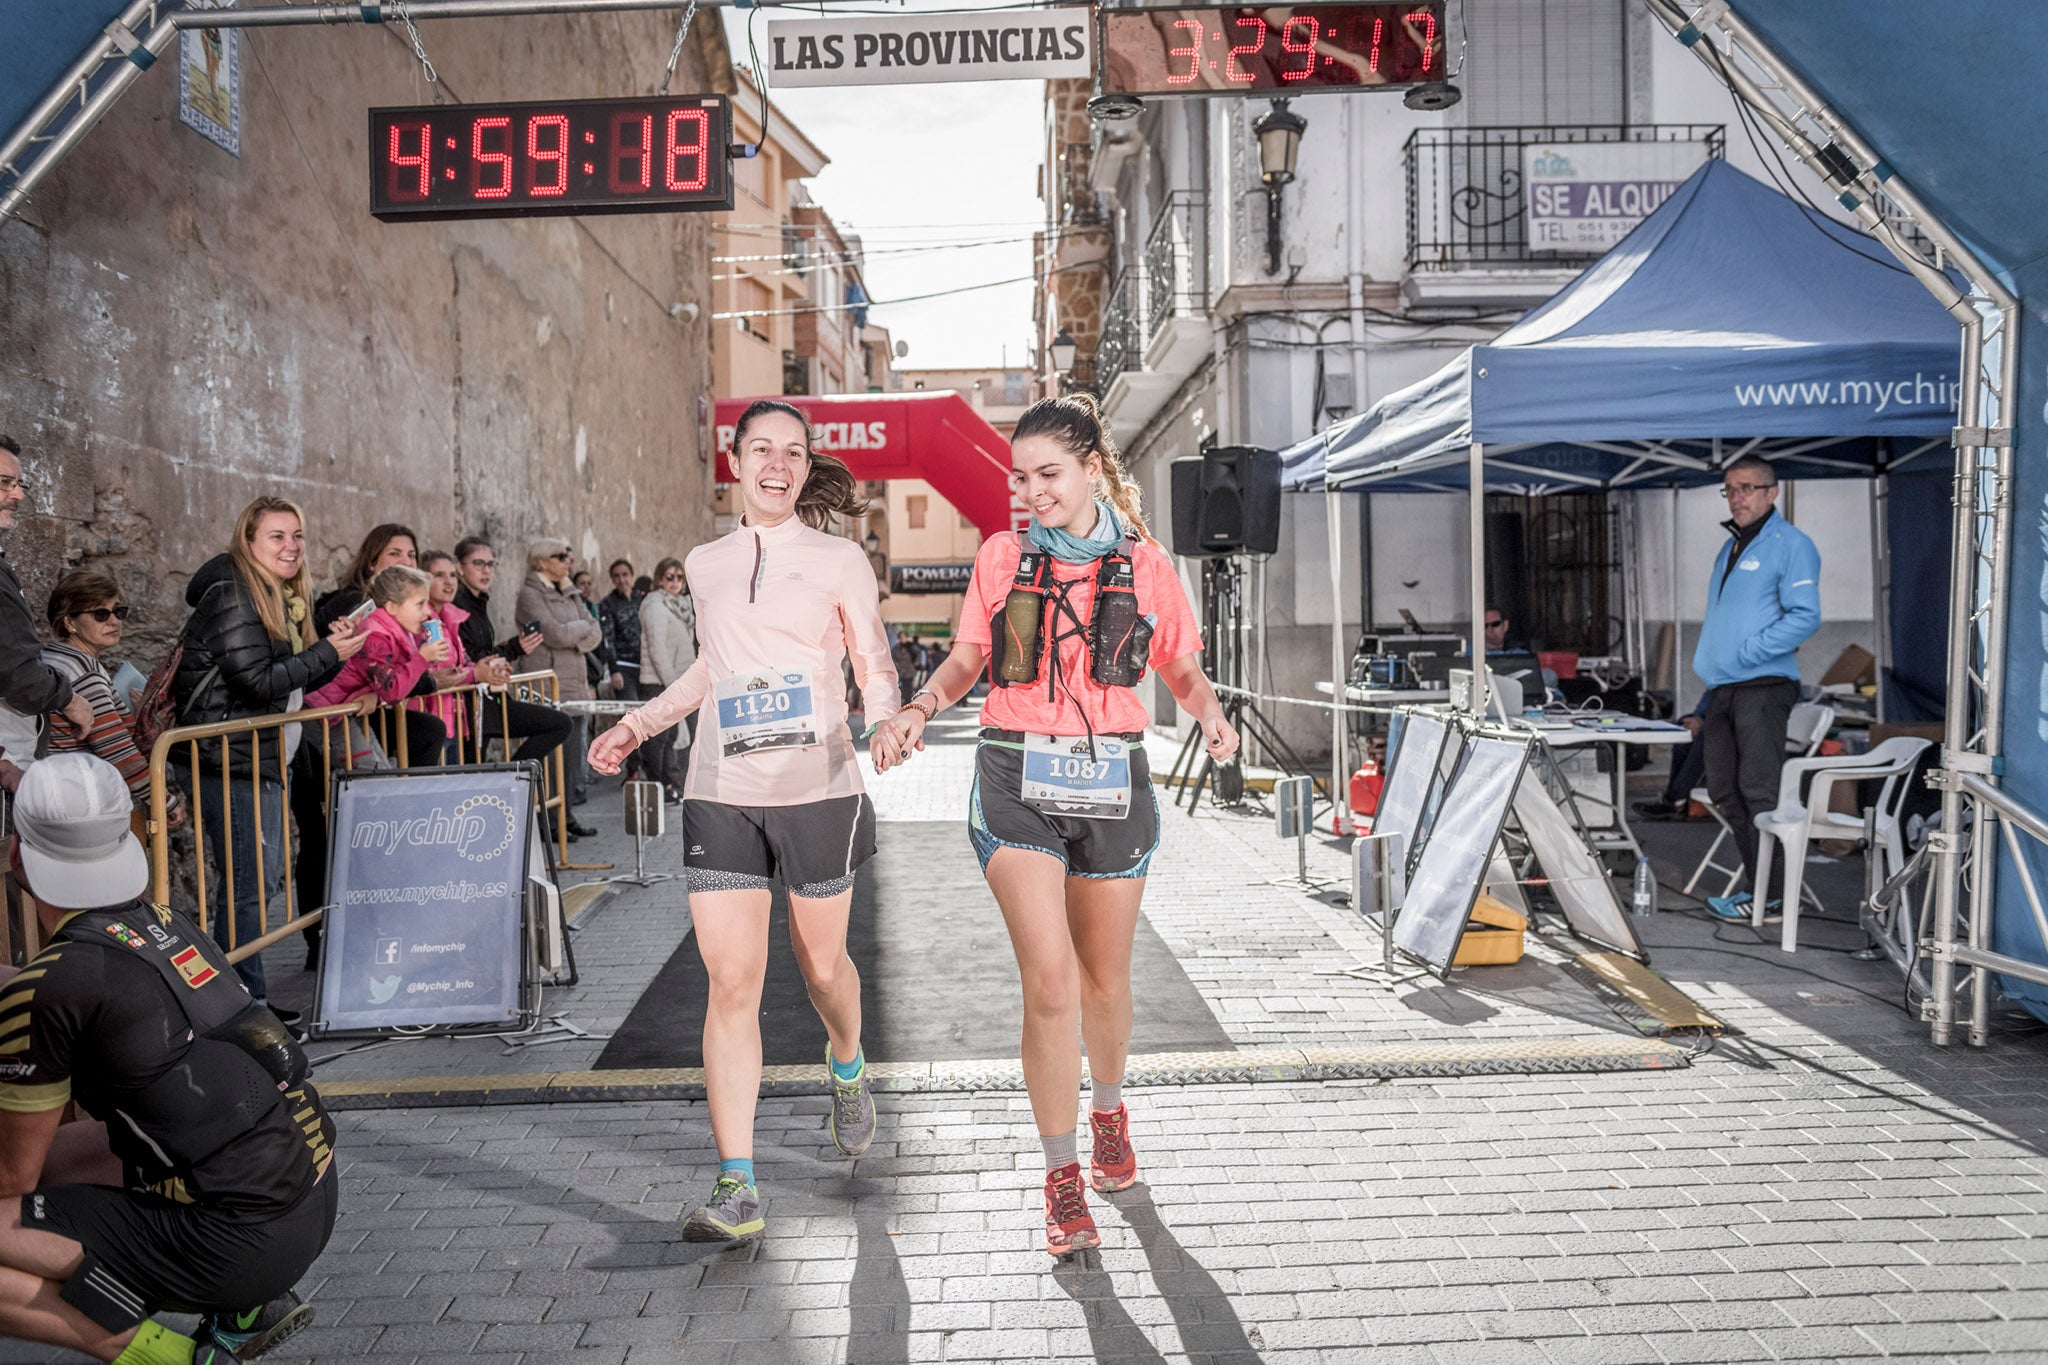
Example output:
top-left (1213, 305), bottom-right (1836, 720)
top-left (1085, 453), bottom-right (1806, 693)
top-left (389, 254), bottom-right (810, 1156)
top-left (764, 10), bottom-right (1092, 88)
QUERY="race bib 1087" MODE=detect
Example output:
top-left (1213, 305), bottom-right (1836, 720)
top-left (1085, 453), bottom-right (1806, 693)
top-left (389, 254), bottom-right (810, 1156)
top-left (1021, 734), bottom-right (1132, 820)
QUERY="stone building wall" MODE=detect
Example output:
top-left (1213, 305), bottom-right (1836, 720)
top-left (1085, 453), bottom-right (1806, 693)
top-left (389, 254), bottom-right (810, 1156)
top-left (0, 13), bottom-right (731, 655)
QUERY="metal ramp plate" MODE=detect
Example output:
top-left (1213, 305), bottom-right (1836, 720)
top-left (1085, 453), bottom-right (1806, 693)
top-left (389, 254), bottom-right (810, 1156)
top-left (1574, 952), bottom-right (1725, 1032)
top-left (317, 1036), bottom-right (1691, 1109)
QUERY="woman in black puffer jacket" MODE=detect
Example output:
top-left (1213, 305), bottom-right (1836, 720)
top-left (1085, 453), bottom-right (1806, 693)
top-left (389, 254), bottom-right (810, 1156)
top-left (175, 496), bottom-right (366, 1008)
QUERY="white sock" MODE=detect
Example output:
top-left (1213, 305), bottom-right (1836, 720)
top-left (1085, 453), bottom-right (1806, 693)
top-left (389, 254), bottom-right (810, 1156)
top-left (1091, 1078), bottom-right (1123, 1114)
top-left (1041, 1130), bottom-right (1078, 1172)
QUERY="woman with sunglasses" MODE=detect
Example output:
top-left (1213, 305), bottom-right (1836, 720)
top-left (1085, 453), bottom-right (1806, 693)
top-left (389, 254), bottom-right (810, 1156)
top-left (41, 572), bottom-right (182, 825)
top-left (516, 538), bottom-right (603, 823)
top-left (636, 556), bottom-right (695, 802)
top-left (588, 400), bottom-right (898, 1245)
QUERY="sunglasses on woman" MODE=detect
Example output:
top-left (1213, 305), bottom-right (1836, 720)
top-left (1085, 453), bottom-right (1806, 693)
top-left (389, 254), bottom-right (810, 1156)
top-left (77, 605), bottom-right (130, 623)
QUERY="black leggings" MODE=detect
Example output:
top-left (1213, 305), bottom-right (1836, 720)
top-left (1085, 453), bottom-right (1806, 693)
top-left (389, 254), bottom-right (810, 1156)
top-left (479, 697), bottom-right (574, 764)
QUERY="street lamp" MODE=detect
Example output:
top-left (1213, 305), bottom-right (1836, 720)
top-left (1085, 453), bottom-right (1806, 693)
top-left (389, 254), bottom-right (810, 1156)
top-left (1253, 99), bottom-right (1307, 276)
top-left (1049, 327), bottom-right (1078, 375)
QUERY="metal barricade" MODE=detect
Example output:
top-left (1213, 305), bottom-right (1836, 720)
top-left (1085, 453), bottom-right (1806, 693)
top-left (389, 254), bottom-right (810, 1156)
top-left (145, 668), bottom-right (575, 965)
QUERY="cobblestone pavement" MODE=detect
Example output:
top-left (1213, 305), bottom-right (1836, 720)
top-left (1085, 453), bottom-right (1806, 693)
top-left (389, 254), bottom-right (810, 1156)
top-left (8, 713), bottom-right (2046, 1363)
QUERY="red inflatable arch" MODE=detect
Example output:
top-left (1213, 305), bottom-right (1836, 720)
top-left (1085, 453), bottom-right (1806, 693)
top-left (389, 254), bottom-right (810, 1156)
top-left (715, 391), bottom-right (1020, 539)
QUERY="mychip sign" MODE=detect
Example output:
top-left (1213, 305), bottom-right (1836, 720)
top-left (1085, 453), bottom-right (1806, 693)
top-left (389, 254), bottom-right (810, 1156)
top-left (1522, 141), bottom-right (1708, 255)
top-left (765, 10), bottom-right (1092, 88)
top-left (314, 767), bottom-right (536, 1033)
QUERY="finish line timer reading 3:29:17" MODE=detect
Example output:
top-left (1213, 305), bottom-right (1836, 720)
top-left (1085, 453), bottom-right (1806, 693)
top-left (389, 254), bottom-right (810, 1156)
top-left (1097, 2), bottom-right (1444, 97)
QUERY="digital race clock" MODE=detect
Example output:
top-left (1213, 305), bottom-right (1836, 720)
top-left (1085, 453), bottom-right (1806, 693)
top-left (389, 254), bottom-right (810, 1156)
top-left (1096, 2), bottom-right (1444, 97)
top-left (369, 95), bottom-right (734, 222)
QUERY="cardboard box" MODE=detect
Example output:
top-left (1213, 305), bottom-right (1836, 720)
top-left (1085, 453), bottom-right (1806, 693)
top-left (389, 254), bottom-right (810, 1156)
top-left (1820, 644), bottom-right (1877, 688)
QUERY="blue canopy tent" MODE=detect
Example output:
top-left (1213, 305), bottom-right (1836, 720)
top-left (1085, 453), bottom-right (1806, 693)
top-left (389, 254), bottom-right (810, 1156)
top-left (1304, 160), bottom-right (1959, 493)
top-left (1283, 159), bottom-right (1959, 748)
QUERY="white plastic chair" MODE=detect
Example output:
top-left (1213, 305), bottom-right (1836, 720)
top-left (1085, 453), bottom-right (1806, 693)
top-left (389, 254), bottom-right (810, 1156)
top-left (1683, 701), bottom-right (1835, 898)
top-left (1751, 735), bottom-right (1934, 952)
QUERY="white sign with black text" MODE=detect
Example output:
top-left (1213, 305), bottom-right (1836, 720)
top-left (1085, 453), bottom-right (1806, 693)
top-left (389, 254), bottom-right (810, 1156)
top-left (1522, 141), bottom-right (1708, 255)
top-left (765, 10), bottom-right (1092, 88)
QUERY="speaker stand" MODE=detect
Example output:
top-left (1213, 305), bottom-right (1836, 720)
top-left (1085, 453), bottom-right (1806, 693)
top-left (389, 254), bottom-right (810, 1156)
top-left (1168, 558), bottom-right (1331, 815)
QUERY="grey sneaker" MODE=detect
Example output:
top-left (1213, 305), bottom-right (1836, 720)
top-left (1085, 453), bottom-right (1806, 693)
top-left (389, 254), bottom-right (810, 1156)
top-left (195, 1288), bottom-right (315, 1359)
top-left (826, 1045), bottom-right (877, 1157)
top-left (681, 1173), bottom-right (764, 1242)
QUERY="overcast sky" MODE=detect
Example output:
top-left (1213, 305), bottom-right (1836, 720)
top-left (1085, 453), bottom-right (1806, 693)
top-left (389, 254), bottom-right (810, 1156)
top-left (721, 8), bottom-right (1045, 372)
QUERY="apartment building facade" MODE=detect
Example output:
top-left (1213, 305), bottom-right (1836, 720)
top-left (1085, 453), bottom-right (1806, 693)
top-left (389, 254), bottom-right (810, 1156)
top-left (1034, 0), bottom-right (1881, 754)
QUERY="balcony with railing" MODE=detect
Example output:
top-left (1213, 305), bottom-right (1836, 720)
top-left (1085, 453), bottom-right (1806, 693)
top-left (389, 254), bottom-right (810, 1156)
top-left (1094, 268), bottom-right (1141, 394)
top-left (1144, 192), bottom-right (1206, 333)
top-left (1057, 141), bottom-right (1103, 228)
top-left (1405, 124), bottom-right (1724, 293)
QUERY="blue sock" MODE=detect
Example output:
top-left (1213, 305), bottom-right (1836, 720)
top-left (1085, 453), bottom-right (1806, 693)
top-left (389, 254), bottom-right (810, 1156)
top-left (719, 1157), bottom-right (755, 1188)
top-left (829, 1048), bottom-right (863, 1082)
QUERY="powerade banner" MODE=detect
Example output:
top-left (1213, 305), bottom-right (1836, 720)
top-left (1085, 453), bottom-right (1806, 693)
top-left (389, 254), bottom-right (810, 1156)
top-left (764, 10), bottom-right (1091, 88)
top-left (890, 562), bottom-right (974, 594)
top-left (315, 768), bottom-right (533, 1032)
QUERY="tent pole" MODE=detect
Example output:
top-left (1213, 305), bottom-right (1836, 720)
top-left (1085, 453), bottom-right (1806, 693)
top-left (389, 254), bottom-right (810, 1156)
top-left (1328, 490), bottom-right (1351, 833)
top-left (1469, 443), bottom-right (1488, 718)
top-left (1870, 472), bottom-right (1891, 725)
top-left (1670, 487), bottom-right (1684, 718)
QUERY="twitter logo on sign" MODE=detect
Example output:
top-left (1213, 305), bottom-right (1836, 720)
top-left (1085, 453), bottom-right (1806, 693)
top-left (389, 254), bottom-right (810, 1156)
top-left (368, 975), bottom-right (402, 1004)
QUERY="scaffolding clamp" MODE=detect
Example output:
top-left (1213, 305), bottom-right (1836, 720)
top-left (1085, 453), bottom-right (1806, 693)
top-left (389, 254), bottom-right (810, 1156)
top-left (1953, 424), bottom-right (2012, 448)
top-left (104, 17), bottom-right (154, 70)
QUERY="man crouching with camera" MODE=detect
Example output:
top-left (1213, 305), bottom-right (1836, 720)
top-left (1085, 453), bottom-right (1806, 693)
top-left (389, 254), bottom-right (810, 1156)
top-left (0, 754), bottom-right (333, 1363)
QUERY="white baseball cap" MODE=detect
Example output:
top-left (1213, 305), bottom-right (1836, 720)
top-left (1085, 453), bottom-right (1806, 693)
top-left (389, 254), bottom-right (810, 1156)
top-left (11, 752), bottom-right (148, 910)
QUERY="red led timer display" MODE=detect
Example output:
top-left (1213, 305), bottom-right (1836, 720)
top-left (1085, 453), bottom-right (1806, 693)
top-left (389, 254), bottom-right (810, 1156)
top-left (369, 95), bottom-right (733, 222)
top-left (1098, 2), bottom-right (1444, 97)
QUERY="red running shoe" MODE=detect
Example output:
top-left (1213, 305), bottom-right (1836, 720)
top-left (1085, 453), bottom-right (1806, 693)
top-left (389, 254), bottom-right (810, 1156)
top-left (1043, 1162), bottom-right (1100, 1256)
top-left (1090, 1104), bottom-right (1138, 1192)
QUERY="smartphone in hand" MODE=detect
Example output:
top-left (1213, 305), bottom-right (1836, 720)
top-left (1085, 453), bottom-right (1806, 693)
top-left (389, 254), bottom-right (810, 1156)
top-left (344, 599), bottom-right (376, 628)
top-left (523, 619), bottom-right (543, 635)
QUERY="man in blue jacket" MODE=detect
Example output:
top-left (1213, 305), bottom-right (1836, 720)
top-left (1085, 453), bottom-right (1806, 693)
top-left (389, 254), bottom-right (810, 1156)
top-left (1693, 456), bottom-right (1821, 921)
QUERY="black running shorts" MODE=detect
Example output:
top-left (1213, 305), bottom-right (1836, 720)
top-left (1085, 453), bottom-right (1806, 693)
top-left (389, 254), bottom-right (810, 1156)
top-left (682, 794), bottom-right (877, 894)
top-left (26, 1171), bottom-right (338, 1333)
top-left (969, 738), bottom-right (1159, 879)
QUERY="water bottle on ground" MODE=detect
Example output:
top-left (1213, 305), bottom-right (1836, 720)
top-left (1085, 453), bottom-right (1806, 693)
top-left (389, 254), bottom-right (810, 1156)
top-left (1631, 856), bottom-right (1658, 917)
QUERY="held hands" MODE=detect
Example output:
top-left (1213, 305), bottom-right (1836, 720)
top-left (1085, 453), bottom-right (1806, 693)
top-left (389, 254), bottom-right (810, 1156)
top-left (1202, 711), bottom-right (1241, 764)
top-left (475, 656), bottom-right (512, 688)
top-left (588, 721), bottom-right (641, 776)
top-left (327, 618), bottom-right (369, 661)
top-left (868, 708), bottom-right (927, 774)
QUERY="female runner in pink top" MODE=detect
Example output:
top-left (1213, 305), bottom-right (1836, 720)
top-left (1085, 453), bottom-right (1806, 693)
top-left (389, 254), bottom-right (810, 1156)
top-left (589, 400), bottom-right (898, 1245)
top-left (870, 392), bottom-right (1238, 1257)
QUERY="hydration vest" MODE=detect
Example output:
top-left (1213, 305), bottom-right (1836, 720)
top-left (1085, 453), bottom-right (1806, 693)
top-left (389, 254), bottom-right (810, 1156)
top-left (987, 532), bottom-right (1154, 693)
top-left (54, 903), bottom-right (309, 1182)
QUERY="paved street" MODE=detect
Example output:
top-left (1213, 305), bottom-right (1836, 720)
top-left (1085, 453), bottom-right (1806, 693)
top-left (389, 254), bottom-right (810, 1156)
top-left (11, 714), bottom-right (2048, 1364)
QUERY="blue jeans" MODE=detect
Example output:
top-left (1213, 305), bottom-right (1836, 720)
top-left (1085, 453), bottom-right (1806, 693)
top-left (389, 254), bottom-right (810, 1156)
top-left (187, 772), bottom-right (286, 1002)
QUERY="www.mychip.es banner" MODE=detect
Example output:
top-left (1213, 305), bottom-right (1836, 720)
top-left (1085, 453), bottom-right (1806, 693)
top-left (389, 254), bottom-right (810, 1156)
top-left (315, 767), bottom-right (536, 1033)
top-left (764, 10), bottom-right (1091, 88)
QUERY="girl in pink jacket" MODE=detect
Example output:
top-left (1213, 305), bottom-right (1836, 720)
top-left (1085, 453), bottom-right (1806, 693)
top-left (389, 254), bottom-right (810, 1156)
top-left (307, 565), bottom-right (453, 761)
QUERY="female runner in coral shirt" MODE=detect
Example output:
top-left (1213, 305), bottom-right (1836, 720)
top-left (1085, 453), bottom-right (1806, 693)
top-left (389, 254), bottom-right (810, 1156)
top-left (870, 393), bottom-right (1238, 1256)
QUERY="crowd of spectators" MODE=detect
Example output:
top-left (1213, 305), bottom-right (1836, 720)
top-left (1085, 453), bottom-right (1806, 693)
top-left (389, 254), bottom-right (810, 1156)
top-left (0, 434), bottom-right (695, 1013)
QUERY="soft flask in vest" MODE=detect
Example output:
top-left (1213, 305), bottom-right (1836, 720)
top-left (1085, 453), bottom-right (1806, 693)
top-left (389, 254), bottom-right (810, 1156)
top-left (997, 549), bottom-right (1049, 685)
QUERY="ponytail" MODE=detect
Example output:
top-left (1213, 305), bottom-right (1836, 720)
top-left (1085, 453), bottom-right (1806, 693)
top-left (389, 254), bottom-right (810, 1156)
top-left (1011, 391), bottom-right (1151, 543)
top-left (731, 398), bottom-right (870, 532)
top-left (795, 449), bottom-right (868, 531)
